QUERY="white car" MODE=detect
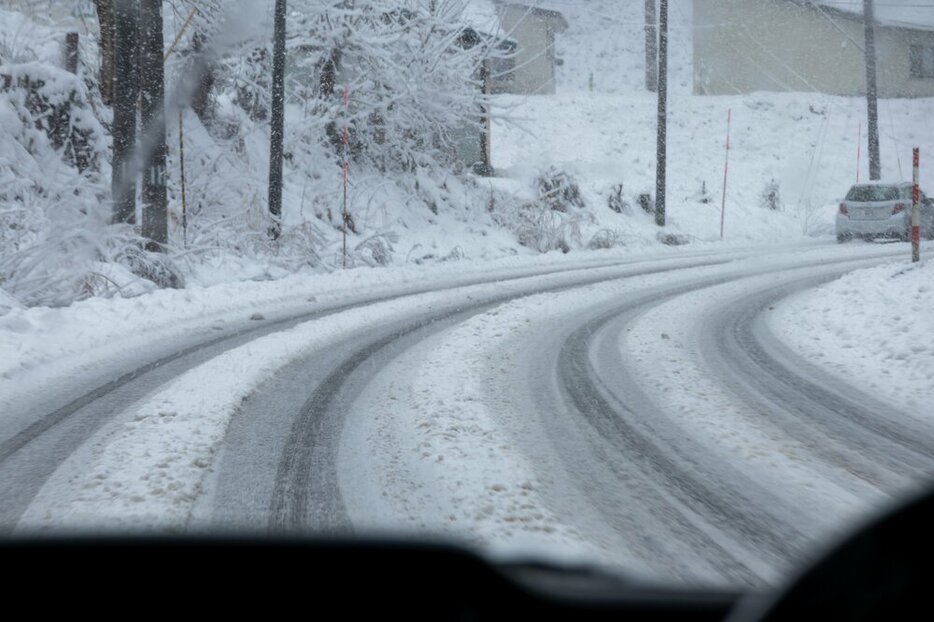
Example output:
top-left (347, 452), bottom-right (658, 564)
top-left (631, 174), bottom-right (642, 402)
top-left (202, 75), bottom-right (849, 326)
top-left (836, 182), bottom-right (934, 243)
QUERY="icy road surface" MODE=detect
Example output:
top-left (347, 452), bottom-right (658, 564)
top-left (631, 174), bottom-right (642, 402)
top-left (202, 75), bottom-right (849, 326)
top-left (4, 242), bottom-right (933, 588)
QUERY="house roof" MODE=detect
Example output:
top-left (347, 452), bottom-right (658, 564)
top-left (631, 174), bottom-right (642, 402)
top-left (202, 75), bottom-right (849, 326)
top-left (494, 1), bottom-right (570, 33)
top-left (800, 0), bottom-right (934, 32)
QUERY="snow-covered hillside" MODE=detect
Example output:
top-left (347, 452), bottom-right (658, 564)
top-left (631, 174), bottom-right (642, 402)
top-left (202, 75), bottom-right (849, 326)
top-left (3, 1), bottom-right (934, 309)
top-left (490, 0), bottom-right (934, 243)
top-left (491, 90), bottom-right (934, 242)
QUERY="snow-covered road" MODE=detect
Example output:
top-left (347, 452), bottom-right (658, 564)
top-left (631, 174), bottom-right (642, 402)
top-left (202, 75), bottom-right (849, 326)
top-left (5, 242), bottom-right (933, 589)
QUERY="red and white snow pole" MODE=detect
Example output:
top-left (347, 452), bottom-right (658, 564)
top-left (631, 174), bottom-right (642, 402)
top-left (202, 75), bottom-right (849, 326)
top-left (720, 108), bottom-right (731, 240)
top-left (912, 147), bottom-right (920, 263)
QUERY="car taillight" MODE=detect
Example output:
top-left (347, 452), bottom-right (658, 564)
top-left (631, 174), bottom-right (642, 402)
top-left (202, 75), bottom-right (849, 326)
top-left (892, 203), bottom-right (906, 214)
top-left (839, 203), bottom-right (848, 215)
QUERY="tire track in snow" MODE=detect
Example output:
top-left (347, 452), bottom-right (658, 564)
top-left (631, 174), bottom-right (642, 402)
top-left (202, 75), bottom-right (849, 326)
top-left (558, 280), bottom-right (802, 585)
top-left (3, 252), bottom-right (733, 532)
top-left (702, 276), bottom-right (934, 488)
top-left (263, 260), bottom-right (736, 532)
top-left (550, 256), bottom-right (921, 586)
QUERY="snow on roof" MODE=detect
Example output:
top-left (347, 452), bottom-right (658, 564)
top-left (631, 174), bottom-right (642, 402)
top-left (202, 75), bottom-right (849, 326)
top-left (461, 0), bottom-right (500, 32)
top-left (813, 0), bottom-right (934, 31)
top-left (462, 0), bottom-right (569, 39)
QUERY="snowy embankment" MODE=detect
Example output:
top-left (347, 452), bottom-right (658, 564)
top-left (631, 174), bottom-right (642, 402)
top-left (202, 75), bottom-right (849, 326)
top-left (492, 91), bottom-right (934, 244)
top-left (770, 257), bottom-right (934, 415)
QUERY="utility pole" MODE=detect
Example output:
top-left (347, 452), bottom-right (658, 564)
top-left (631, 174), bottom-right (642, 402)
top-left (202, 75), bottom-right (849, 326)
top-left (140, 0), bottom-right (168, 250)
top-left (268, 0), bottom-right (287, 239)
top-left (645, 0), bottom-right (657, 92)
top-left (655, 0), bottom-right (668, 226)
top-left (111, 0), bottom-right (138, 226)
top-left (864, 0), bottom-right (881, 180)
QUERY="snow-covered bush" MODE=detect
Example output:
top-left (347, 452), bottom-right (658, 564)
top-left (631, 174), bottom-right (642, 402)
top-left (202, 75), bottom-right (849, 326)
top-left (535, 166), bottom-right (586, 213)
top-left (638, 192), bottom-right (654, 215)
top-left (588, 228), bottom-right (625, 250)
top-left (512, 200), bottom-right (590, 253)
top-left (1, 64), bottom-right (102, 173)
top-left (0, 58), bottom-right (182, 307)
top-left (230, 46), bottom-right (270, 122)
top-left (657, 232), bottom-right (692, 246)
top-left (607, 183), bottom-right (630, 214)
top-left (0, 62), bottom-right (115, 306)
top-left (354, 231), bottom-right (399, 267)
top-left (759, 178), bottom-right (783, 211)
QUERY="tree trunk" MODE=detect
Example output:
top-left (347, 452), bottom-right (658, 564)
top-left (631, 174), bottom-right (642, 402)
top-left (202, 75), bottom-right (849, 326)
top-left (189, 33), bottom-right (215, 125)
top-left (139, 0), bottom-right (168, 249)
top-left (645, 0), bottom-right (657, 92)
top-left (268, 0), bottom-right (287, 239)
top-left (111, 0), bottom-right (138, 225)
top-left (654, 0), bottom-right (668, 226)
top-left (65, 32), bottom-right (79, 74)
top-left (94, 0), bottom-right (115, 104)
top-left (863, 0), bottom-right (881, 180)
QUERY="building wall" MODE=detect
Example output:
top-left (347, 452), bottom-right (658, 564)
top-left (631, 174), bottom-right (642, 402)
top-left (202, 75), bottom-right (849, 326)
top-left (693, 0), bottom-right (934, 97)
top-left (498, 5), bottom-right (556, 94)
top-left (876, 26), bottom-right (934, 97)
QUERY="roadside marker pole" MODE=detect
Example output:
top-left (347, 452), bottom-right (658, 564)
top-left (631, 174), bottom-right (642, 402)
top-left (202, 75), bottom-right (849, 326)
top-left (720, 108), bottom-right (731, 240)
top-left (912, 147), bottom-right (920, 263)
top-left (856, 122), bottom-right (862, 184)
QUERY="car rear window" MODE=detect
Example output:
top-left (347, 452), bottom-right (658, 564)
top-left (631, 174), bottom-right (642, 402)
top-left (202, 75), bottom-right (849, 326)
top-left (846, 185), bottom-right (900, 201)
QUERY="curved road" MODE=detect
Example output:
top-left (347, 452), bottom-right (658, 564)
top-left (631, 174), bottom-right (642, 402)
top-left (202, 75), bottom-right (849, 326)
top-left (7, 244), bottom-right (932, 589)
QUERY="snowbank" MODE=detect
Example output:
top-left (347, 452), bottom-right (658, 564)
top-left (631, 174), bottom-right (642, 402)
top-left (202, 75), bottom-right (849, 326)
top-left (770, 256), bottom-right (934, 414)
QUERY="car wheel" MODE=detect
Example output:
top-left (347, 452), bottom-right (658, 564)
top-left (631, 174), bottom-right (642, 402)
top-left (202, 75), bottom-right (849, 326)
top-left (836, 233), bottom-right (851, 243)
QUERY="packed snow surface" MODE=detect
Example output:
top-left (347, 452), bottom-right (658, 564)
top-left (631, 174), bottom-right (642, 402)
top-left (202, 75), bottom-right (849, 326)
top-left (770, 256), bottom-right (934, 415)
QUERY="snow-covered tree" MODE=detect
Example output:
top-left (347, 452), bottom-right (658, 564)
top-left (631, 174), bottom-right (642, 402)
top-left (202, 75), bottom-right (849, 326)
top-left (288, 0), bottom-right (494, 173)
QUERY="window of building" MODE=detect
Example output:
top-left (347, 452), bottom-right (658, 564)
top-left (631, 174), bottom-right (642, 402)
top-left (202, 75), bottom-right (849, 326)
top-left (910, 45), bottom-right (934, 79)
